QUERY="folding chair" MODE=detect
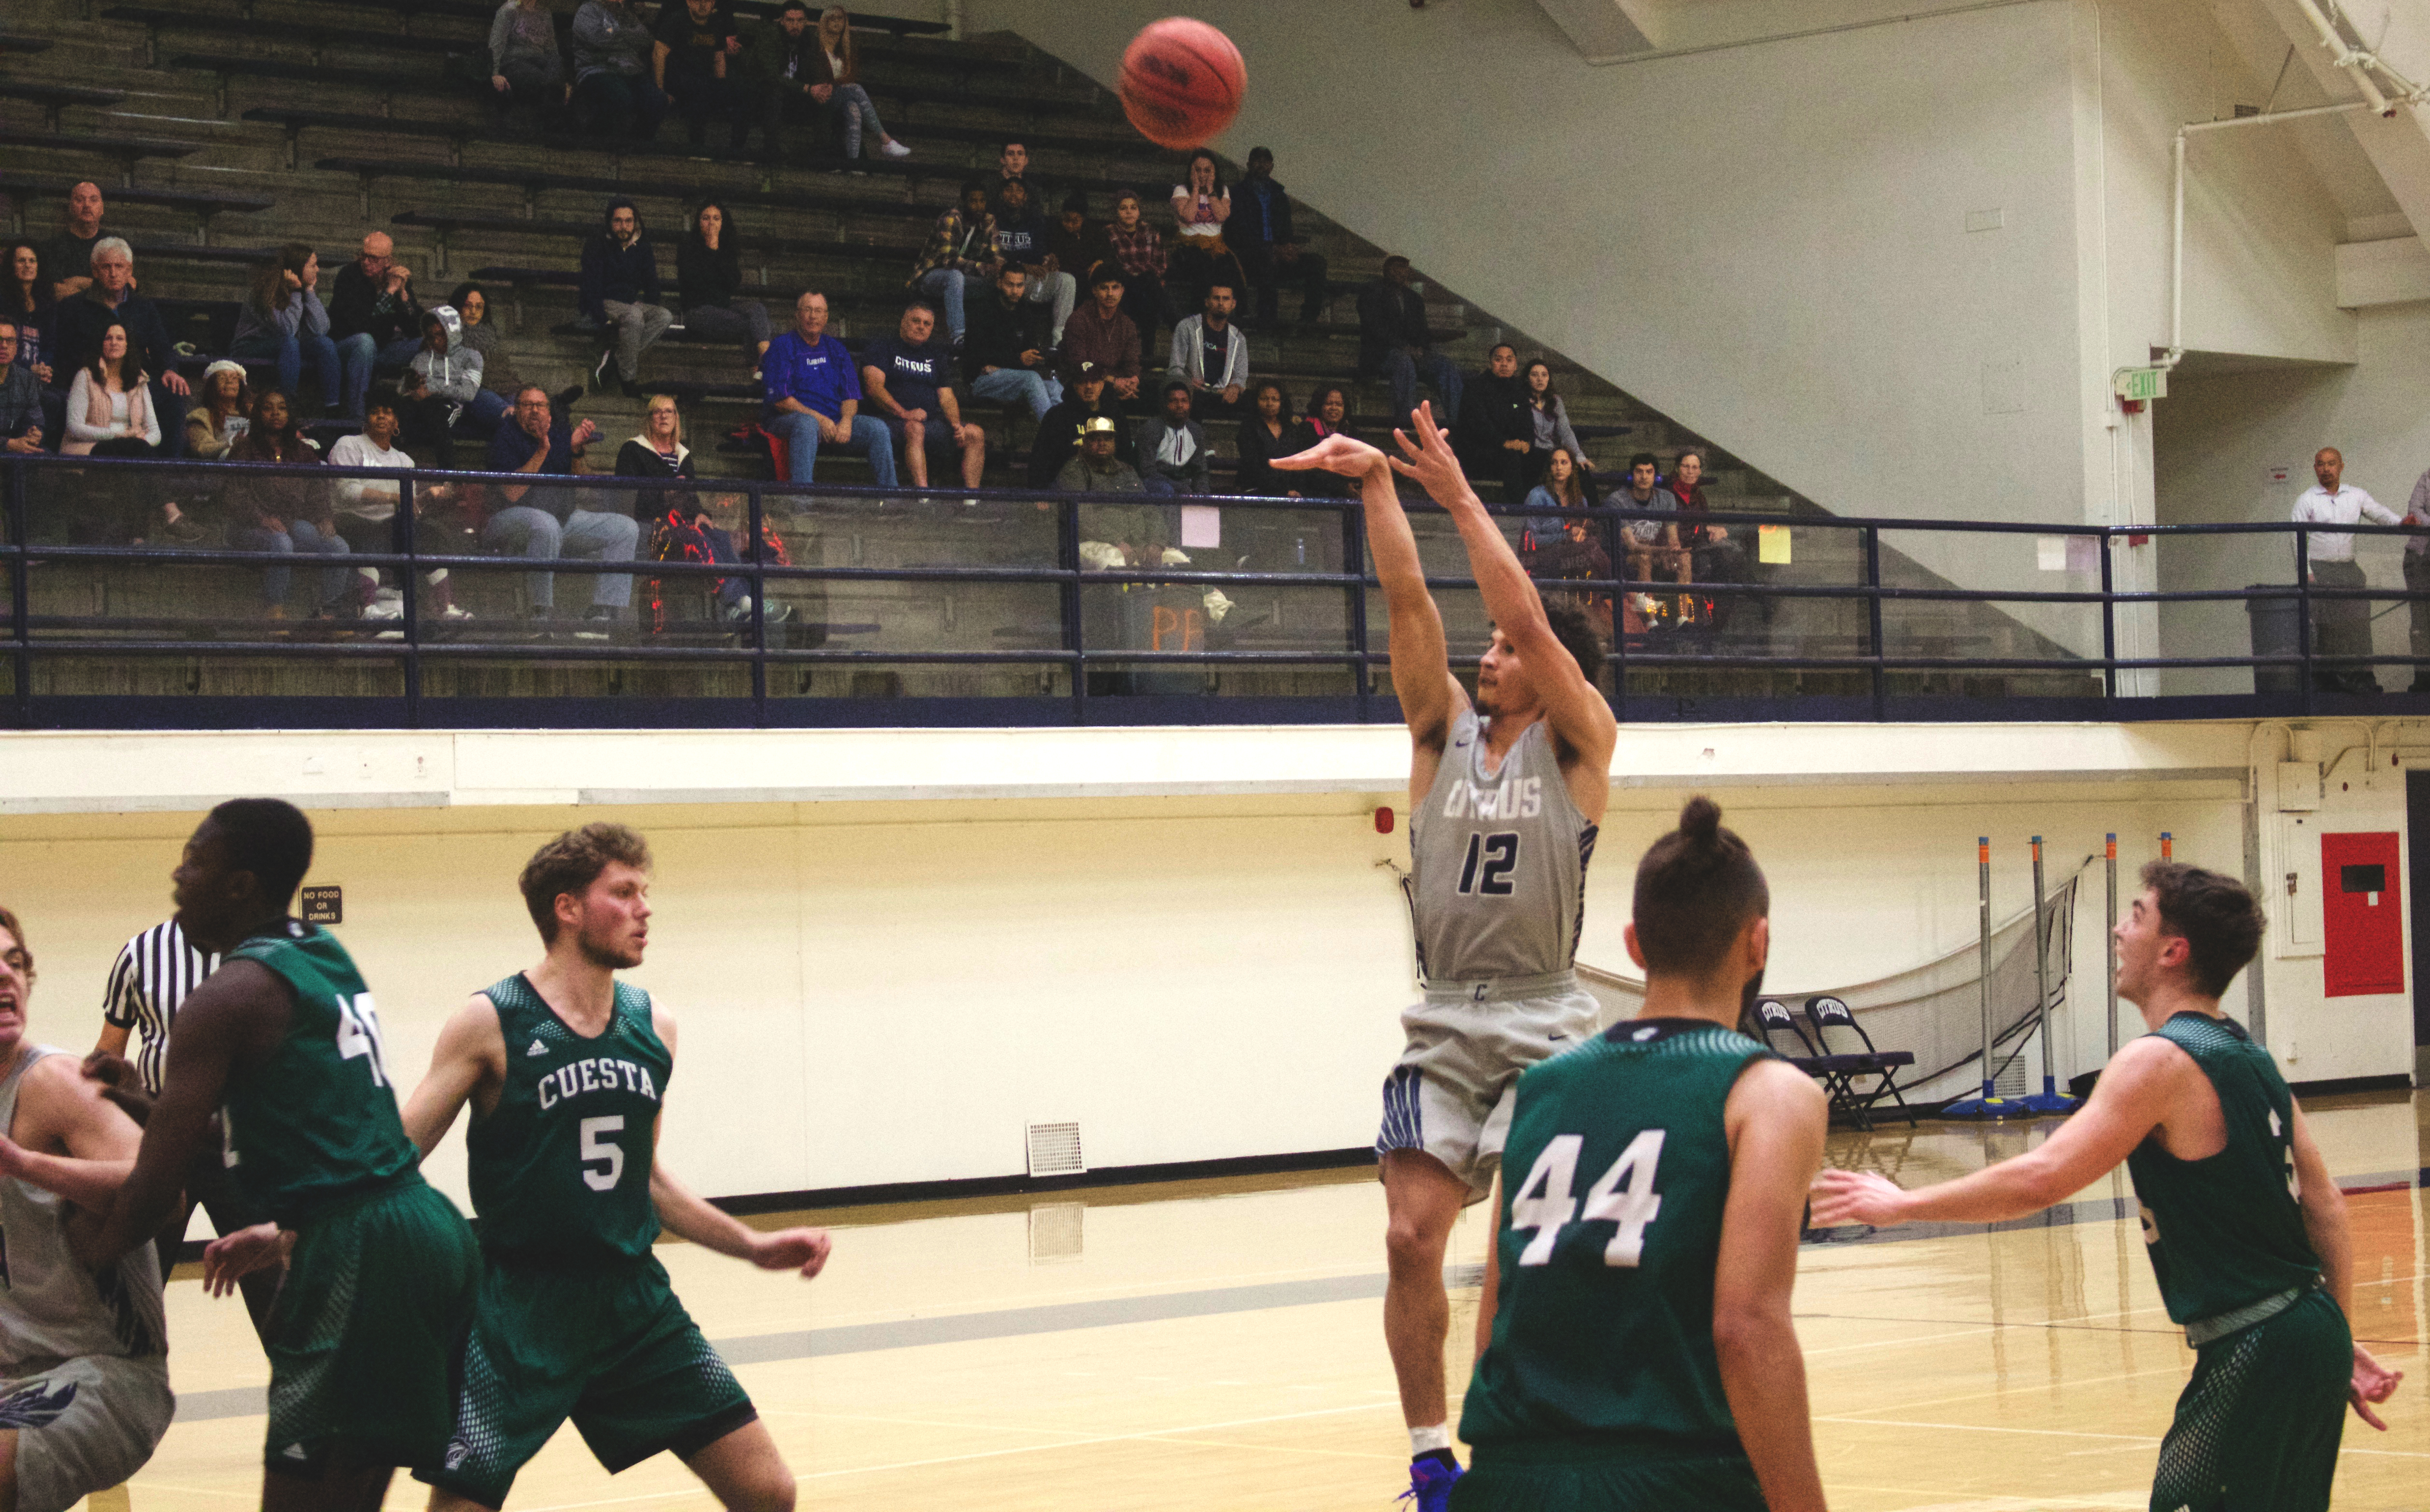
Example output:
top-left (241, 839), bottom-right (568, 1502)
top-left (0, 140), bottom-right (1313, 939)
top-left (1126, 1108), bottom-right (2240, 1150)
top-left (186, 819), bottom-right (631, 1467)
top-left (1751, 999), bottom-right (1836, 1085)
top-left (1802, 995), bottom-right (1918, 1130)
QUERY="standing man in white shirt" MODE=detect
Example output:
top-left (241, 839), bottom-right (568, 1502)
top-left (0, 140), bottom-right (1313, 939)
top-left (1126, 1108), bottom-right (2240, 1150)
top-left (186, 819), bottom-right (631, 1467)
top-left (2292, 447), bottom-right (2400, 694)
top-left (2401, 462), bottom-right (2430, 693)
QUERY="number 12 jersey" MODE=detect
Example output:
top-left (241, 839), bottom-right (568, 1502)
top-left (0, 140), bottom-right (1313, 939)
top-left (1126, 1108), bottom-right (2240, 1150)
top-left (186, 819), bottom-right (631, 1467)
top-left (467, 974), bottom-right (670, 1265)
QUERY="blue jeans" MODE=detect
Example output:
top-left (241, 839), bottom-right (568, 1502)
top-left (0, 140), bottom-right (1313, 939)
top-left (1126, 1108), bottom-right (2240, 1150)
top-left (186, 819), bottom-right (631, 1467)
top-left (914, 268), bottom-right (971, 344)
top-left (480, 504), bottom-right (641, 610)
top-left (1374, 346), bottom-right (1462, 430)
top-left (968, 366), bottom-right (1061, 421)
top-left (230, 328), bottom-right (341, 411)
top-left (232, 518), bottom-right (351, 608)
top-left (453, 388), bottom-right (509, 441)
top-left (764, 409), bottom-right (897, 488)
top-left (335, 332), bottom-right (422, 419)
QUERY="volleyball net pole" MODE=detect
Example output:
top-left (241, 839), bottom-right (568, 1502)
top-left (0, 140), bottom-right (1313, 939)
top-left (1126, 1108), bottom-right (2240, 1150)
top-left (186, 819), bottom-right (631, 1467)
top-left (1944, 835), bottom-right (2014, 1118)
top-left (2019, 834), bottom-right (2080, 1114)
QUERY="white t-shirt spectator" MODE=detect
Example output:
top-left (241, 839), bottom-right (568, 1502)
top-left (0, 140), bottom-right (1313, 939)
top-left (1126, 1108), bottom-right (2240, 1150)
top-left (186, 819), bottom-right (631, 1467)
top-left (1172, 185), bottom-right (1227, 238)
top-left (327, 432), bottom-right (414, 520)
top-left (2292, 483), bottom-right (2399, 563)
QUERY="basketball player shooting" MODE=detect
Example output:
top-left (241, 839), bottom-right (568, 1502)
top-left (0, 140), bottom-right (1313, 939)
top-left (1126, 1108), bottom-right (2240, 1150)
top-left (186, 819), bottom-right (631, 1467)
top-left (1275, 403), bottom-right (1617, 1508)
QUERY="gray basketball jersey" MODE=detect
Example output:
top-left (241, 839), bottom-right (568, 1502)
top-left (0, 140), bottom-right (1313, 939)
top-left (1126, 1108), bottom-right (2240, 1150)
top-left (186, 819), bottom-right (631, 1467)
top-left (0, 1047), bottom-right (166, 1370)
top-left (1406, 710), bottom-right (1597, 983)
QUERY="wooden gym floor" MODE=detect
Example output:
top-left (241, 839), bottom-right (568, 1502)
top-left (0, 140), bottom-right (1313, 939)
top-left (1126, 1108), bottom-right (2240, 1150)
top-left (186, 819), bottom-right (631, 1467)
top-left (121, 1089), bottom-right (2427, 1512)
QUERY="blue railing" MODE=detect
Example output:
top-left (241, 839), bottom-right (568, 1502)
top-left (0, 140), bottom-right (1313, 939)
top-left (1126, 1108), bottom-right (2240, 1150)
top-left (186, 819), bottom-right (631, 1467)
top-left (0, 453), bottom-right (2413, 729)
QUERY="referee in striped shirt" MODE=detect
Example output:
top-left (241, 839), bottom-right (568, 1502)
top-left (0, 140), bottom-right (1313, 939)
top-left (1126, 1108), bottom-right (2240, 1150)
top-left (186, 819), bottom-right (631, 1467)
top-left (93, 918), bottom-right (278, 1336)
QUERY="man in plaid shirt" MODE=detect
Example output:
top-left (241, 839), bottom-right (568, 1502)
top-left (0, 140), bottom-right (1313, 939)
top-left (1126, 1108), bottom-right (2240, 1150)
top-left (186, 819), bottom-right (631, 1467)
top-left (907, 181), bottom-right (1001, 348)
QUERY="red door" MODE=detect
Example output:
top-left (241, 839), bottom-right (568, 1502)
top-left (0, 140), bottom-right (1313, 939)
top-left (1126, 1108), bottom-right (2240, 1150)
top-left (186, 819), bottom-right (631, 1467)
top-left (2323, 831), bottom-right (2405, 997)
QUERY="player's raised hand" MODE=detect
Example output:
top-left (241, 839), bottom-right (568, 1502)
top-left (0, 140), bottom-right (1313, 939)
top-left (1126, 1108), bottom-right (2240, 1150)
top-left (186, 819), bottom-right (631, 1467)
top-left (2351, 1343), bottom-right (2402, 1430)
top-left (80, 1051), bottom-right (154, 1126)
top-left (750, 1226), bottom-right (833, 1279)
top-left (201, 1222), bottom-right (294, 1297)
top-left (1271, 432), bottom-right (1386, 479)
top-left (1387, 401), bottom-right (1470, 501)
top-left (1808, 1168), bottom-right (1912, 1229)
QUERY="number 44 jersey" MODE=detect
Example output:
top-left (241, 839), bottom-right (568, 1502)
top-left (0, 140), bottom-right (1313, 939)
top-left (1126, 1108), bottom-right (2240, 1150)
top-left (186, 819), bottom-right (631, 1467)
top-left (467, 975), bottom-right (670, 1265)
top-left (1459, 1018), bottom-right (1776, 1458)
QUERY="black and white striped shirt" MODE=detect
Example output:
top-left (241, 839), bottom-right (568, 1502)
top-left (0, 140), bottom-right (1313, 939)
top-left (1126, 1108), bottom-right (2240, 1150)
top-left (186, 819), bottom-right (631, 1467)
top-left (99, 920), bottom-right (219, 1096)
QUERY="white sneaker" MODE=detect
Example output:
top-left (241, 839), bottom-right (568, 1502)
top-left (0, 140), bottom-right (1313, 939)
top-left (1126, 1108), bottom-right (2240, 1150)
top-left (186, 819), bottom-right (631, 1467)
top-left (362, 599), bottom-right (404, 622)
top-left (372, 586), bottom-right (403, 604)
top-left (879, 139), bottom-right (911, 158)
top-left (439, 604), bottom-right (475, 620)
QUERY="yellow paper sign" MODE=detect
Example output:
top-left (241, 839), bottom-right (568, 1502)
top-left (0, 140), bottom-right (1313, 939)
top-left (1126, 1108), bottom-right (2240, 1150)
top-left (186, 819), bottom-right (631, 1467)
top-left (1757, 524), bottom-right (1792, 565)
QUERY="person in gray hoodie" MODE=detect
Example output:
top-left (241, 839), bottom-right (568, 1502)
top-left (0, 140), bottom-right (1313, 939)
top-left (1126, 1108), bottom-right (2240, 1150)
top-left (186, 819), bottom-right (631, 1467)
top-left (487, 0), bottom-right (565, 123)
top-left (398, 306), bottom-right (505, 466)
top-left (570, 0), bottom-right (666, 140)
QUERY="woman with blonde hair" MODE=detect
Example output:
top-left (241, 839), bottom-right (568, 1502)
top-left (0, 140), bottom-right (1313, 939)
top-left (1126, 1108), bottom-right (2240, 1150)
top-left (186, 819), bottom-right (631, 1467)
top-left (810, 6), bottom-right (909, 160)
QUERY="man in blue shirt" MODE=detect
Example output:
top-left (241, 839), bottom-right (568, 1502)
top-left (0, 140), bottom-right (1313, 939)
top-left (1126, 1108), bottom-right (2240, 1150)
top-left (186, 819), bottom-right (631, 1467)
top-left (859, 302), bottom-right (985, 490)
top-left (483, 385), bottom-right (641, 636)
top-left (761, 291), bottom-right (896, 488)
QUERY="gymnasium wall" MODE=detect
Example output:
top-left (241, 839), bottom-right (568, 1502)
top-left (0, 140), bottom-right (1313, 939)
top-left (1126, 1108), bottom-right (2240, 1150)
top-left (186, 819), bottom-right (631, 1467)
top-left (8, 720), bottom-right (2409, 1209)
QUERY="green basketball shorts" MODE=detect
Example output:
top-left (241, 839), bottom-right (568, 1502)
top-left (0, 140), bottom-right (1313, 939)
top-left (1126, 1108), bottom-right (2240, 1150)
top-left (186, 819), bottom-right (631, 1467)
top-left (416, 1251), bottom-right (756, 1510)
top-left (2150, 1286), bottom-right (2352, 1512)
top-left (264, 1176), bottom-right (480, 1476)
top-left (1452, 1444), bottom-right (1766, 1512)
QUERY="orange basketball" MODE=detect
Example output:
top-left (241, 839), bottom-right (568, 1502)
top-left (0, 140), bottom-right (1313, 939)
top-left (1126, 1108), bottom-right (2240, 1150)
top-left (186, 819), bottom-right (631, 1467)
top-left (1118, 17), bottom-right (1244, 150)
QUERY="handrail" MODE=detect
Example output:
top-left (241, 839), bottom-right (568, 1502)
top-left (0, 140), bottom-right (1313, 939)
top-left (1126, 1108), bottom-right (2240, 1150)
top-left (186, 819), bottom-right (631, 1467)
top-left (4, 453), bottom-right (2424, 730)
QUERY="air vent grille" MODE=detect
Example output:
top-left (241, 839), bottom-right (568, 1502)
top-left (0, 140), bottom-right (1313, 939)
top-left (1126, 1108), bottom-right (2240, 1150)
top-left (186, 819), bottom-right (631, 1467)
top-left (1028, 1201), bottom-right (1084, 1263)
top-left (1026, 1120), bottom-right (1084, 1178)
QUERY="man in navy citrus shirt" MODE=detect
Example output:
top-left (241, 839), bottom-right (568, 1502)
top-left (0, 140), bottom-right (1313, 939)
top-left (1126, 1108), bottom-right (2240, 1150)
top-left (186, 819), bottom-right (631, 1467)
top-left (761, 291), bottom-right (895, 488)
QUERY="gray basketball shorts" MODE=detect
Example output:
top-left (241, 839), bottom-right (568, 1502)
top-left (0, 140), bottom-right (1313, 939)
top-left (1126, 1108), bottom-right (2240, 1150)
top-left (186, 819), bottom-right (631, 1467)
top-left (1377, 970), bottom-right (1602, 1202)
top-left (0, 1354), bottom-right (173, 1512)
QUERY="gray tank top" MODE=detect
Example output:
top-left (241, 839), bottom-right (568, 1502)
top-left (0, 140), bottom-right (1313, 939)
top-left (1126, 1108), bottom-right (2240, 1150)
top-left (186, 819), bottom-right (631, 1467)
top-left (0, 1046), bottom-right (166, 1370)
top-left (1406, 710), bottom-right (1597, 984)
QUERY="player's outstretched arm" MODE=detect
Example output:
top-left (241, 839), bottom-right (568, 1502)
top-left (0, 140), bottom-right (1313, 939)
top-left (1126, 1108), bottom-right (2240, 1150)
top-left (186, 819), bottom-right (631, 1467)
top-left (2289, 1101), bottom-right (2403, 1428)
top-left (69, 961), bottom-right (277, 1267)
top-left (400, 993), bottom-right (508, 1157)
top-left (643, 1006), bottom-right (831, 1278)
top-left (1714, 1058), bottom-right (1829, 1512)
top-left (1810, 1035), bottom-right (2182, 1228)
top-left (1390, 404), bottom-right (1615, 774)
top-left (0, 1053), bottom-right (141, 1211)
top-left (1274, 432), bottom-right (1463, 761)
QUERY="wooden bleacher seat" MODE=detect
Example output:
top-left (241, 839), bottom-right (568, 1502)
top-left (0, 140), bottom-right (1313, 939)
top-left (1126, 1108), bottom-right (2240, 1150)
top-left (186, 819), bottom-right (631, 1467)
top-left (104, 5), bottom-right (472, 67)
top-left (0, 78), bottom-right (126, 131)
top-left (0, 172), bottom-right (274, 245)
top-left (0, 127), bottom-right (204, 188)
top-left (389, 209), bottom-right (914, 277)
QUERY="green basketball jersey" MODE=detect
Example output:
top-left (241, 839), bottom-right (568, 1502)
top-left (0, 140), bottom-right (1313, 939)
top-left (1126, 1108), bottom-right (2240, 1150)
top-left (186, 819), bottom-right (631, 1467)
top-left (465, 974), bottom-right (669, 1265)
top-left (2124, 1012), bottom-right (2320, 1324)
top-left (1458, 1018), bottom-right (1775, 1458)
top-left (221, 921), bottom-right (421, 1226)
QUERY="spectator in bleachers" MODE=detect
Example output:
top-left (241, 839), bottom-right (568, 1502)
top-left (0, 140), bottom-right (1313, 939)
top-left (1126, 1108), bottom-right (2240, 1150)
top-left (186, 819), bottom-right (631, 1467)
top-left (1521, 444), bottom-right (1587, 530)
top-left (998, 141), bottom-right (1034, 199)
top-left (485, 385), bottom-right (640, 634)
top-left (1232, 148), bottom-right (1328, 331)
top-left (400, 306), bottom-right (508, 468)
top-left (39, 183), bottom-right (107, 304)
top-left (327, 399), bottom-right (470, 622)
top-left (1168, 152), bottom-right (1246, 316)
top-left (1668, 448), bottom-right (1740, 583)
top-left (1233, 379), bottom-right (1309, 498)
top-left (2402, 463), bottom-right (2430, 693)
top-left (1046, 194), bottom-right (1110, 293)
top-left (1054, 416), bottom-right (1143, 494)
top-left (652, 0), bottom-right (750, 151)
top-left (2294, 446), bottom-right (2397, 694)
top-left (184, 360), bottom-right (252, 460)
top-left (1168, 283), bottom-right (1247, 422)
top-left (905, 183), bottom-right (999, 350)
top-left (750, 0), bottom-right (828, 162)
top-left (1059, 267), bottom-right (1139, 398)
top-left (4, 241), bottom-right (54, 386)
top-left (1453, 343), bottom-right (1532, 498)
top-left (860, 302), bottom-right (985, 490)
top-left (62, 322), bottom-right (162, 457)
top-left (0, 322), bottom-right (44, 455)
top-left (1357, 255), bottom-right (1458, 429)
top-left (232, 244), bottom-right (340, 418)
top-left (52, 242), bottom-right (189, 450)
top-left (992, 180), bottom-right (1076, 348)
top-left (1104, 192), bottom-right (1169, 345)
top-left (1524, 513), bottom-right (1614, 640)
top-left (579, 199), bottom-right (672, 399)
top-left (1522, 359), bottom-right (1587, 493)
top-left (1611, 452), bottom-right (1684, 584)
top-left (677, 200), bottom-right (772, 367)
top-left (804, 6), bottom-right (910, 160)
top-left (618, 393), bottom-right (779, 628)
top-left (962, 266), bottom-right (1061, 422)
top-left (487, 0), bottom-right (566, 124)
top-left (1136, 379), bottom-right (1211, 496)
top-left (1029, 361), bottom-right (1135, 488)
top-left (571, 0), bottom-right (667, 141)
top-left (762, 290), bottom-right (897, 488)
top-left (328, 233), bottom-right (422, 422)
top-left (1295, 383), bottom-right (1355, 499)
top-left (448, 283), bottom-right (530, 404)
top-left (226, 389), bottom-right (353, 622)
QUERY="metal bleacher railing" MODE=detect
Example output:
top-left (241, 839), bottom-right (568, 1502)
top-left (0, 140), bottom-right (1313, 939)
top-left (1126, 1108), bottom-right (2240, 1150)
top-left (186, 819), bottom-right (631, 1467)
top-left (0, 453), bottom-right (2414, 730)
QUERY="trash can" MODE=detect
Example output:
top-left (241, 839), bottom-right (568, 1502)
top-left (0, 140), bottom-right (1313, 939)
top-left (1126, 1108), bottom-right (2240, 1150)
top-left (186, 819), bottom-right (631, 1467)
top-left (2246, 585), bottom-right (2301, 695)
